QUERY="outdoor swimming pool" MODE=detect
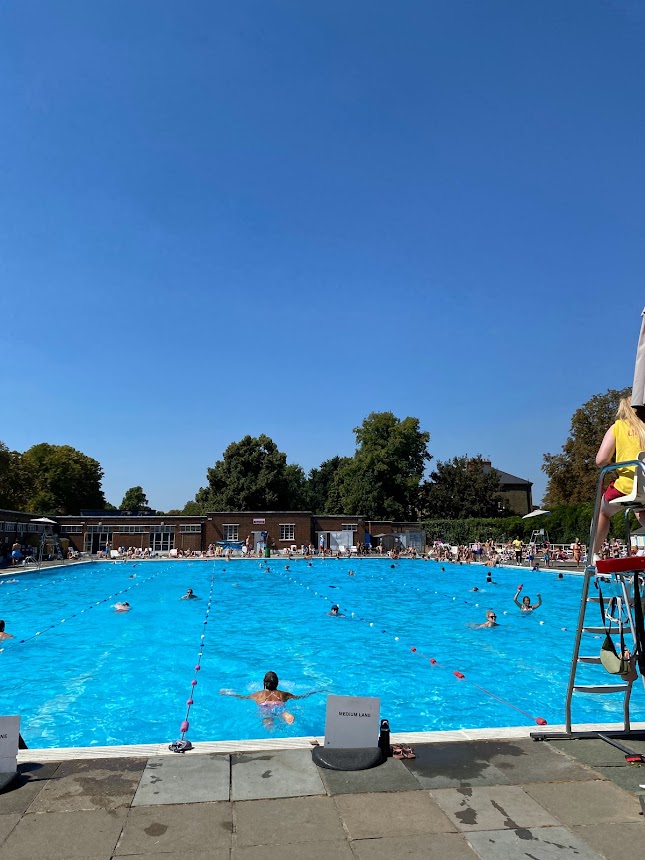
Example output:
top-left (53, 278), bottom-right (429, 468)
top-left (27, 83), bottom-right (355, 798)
top-left (2, 558), bottom-right (643, 748)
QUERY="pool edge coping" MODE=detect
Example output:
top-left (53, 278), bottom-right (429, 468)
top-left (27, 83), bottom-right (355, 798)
top-left (17, 720), bottom-right (645, 762)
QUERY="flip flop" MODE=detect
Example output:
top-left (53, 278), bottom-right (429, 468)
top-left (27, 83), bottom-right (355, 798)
top-left (392, 746), bottom-right (405, 760)
top-left (401, 746), bottom-right (416, 759)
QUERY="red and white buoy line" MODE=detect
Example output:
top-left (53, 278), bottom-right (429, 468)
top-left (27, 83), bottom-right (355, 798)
top-left (8, 565), bottom-right (168, 648)
top-left (272, 566), bottom-right (548, 727)
top-left (169, 564), bottom-right (218, 753)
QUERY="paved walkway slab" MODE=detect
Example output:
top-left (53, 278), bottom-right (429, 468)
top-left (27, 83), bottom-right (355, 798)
top-left (132, 754), bottom-right (230, 805)
top-left (466, 826), bottom-right (604, 860)
top-left (0, 808), bottom-right (127, 860)
top-left (401, 742), bottom-right (511, 789)
top-left (334, 790), bottom-right (457, 839)
top-left (115, 802), bottom-right (232, 855)
top-left (480, 739), bottom-right (602, 784)
top-left (319, 756), bottom-right (421, 794)
top-left (232, 750), bottom-right (325, 800)
top-left (0, 763), bottom-right (58, 815)
top-left (28, 757), bottom-right (145, 813)
top-left (430, 785), bottom-right (560, 832)
top-left (551, 737), bottom-right (645, 768)
top-left (571, 822), bottom-right (645, 860)
top-left (234, 795), bottom-right (346, 847)
top-left (523, 779), bottom-right (643, 826)
top-left (233, 841), bottom-right (355, 860)
top-left (351, 832), bottom-right (478, 859)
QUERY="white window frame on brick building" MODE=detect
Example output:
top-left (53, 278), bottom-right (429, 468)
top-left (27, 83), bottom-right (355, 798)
top-left (223, 524), bottom-right (239, 541)
top-left (180, 524), bottom-right (202, 533)
top-left (341, 523), bottom-right (358, 532)
top-left (280, 524), bottom-right (295, 542)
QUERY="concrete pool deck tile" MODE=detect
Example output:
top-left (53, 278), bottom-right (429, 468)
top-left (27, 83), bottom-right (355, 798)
top-left (232, 841), bottom-right (354, 860)
top-left (231, 750), bottom-right (325, 801)
top-left (233, 795), bottom-right (346, 847)
top-left (27, 757), bottom-right (146, 813)
top-left (592, 764), bottom-right (645, 792)
top-left (318, 756), bottom-right (422, 794)
top-left (0, 808), bottom-right (127, 860)
top-left (400, 742), bottom-right (512, 789)
top-left (0, 814), bottom-right (20, 847)
top-left (132, 753), bottom-right (230, 806)
top-left (119, 854), bottom-right (229, 860)
top-left (114, 802), bottom-right (232, 855)
top-left (333, 790), bottom-right (457, 839)
top-left (570, 822), bottom-right (645, 860)
top-left (550, 737), bottom-right (645, 767)
top-left (0, 762), bottom-right (59, 815)
top-left (522, 779), bottom-right (643, 826)
top-left (429, 785), bottom-right (560, 832)
top-left (350, 832), bottom-right (479, 860)
top-left (481, 739), bottom-right (603, 784)
top-left (465, 826), bottom-right (605, 860)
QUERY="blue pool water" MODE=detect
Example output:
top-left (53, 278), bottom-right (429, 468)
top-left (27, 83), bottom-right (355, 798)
top-left (1, 558), bottom-right (643, 748)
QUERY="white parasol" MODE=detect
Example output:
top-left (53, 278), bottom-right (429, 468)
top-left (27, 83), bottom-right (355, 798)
top-left (632, 307), bottom-right (645, 407)
top-left (522, 509), bottom-right (550, 519)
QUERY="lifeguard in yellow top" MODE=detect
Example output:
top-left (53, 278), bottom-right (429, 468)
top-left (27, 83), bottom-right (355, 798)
top-left (594, 397), bottom-right (645, 559)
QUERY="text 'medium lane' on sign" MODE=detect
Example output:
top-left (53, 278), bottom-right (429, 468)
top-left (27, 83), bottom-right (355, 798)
top-left (324, 695), bottom-right (380, 748)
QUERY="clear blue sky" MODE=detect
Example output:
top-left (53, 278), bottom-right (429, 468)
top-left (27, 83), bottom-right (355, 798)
top-left (2, 1), bottom-right (644, 511)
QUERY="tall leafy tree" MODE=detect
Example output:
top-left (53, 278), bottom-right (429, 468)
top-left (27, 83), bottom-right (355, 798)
top-left (21, 443), bottom-right (105, 514)
top-left (120, 486), bottom-right (149, 511)
top-left (420, 455), bottom-right (505, 519)
top-left (191, 434), bottom-right (303, 511)
top-left (335, 412), bottom-right (431, 519)
top-left (306, 456), bottom-right (351, 513)
top-left (0, 442), bottom-right (32, 510)
top-left (543, 387), bottom-right (630, 505)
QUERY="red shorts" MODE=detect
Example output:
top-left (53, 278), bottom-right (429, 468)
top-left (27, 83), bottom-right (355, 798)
top-left (604, 481), bottom-right (626, 502)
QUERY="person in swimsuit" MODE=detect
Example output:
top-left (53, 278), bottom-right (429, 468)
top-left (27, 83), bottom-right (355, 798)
top-left (181, 589), bottom-right (198, 599)
top-left (514, 590), bottom-right (541, 612)
top-left (114, 602), bottom-right (130, 612)
top-left (327, 604), bottom-right (345, 617)
top-left (477, 610), bottom-right (498, 628)
top-left (220, 671), bottom-right (322, 728)
top-left (0, 620), bottom-right (14, 640)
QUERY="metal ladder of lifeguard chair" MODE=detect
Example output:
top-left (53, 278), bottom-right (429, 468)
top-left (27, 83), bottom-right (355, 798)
top-left (565, 458), bottom-right (645, 733)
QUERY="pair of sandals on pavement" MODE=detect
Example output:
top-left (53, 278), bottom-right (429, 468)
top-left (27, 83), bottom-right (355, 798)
top-left (392, 744), bottom-right (415, 759)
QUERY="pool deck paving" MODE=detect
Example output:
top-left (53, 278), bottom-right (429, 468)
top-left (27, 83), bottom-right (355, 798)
top-left (2, 732), bottom-right (644, 860)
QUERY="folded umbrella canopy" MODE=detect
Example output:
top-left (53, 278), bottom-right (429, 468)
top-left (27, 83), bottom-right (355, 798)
top-left (632, 307), bottom-right (645, 407)
top-left (522, 509), bottom-right (550, 519)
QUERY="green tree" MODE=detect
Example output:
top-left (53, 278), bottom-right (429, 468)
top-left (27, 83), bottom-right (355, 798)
top-left (306, 456), bottom-right (351, 513)
top-left (543, 387), bottom-right (630, 505)
top-left (0, 442), bottom-right (32, 510)
top-left (191, 435), bottom-right (304, 512)
top-left (335, 412), bottom-right (431, 519)
top-left (420, 456), bottom-right (506, 520)
top-left (120, 486), bottom-right (149, 511)
top-left (21, 443), bottom-right (105, 514)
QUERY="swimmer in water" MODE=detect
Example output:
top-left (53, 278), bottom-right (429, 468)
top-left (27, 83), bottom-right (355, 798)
top-left (514, 591), bottom-right (541, 612)
top-left (477, 610), bottom-right (498, 628)
top-left (327, 604), bottom-right (345, 617)
top-left (220, 671), bottom-right (323, 729)
top-left (114, 602), bottom-right (130, 612)
top-left (181, 588), bottom-right (198, 599)
top-left (0, 620), bottom-right (14, 640)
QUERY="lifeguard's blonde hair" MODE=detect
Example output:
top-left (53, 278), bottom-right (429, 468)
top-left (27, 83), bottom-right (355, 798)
top-left (616, 397), bottom-right (645, 449)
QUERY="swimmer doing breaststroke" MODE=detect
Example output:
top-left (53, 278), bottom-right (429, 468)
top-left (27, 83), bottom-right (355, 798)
top-left (220, 671), bottom-right (325, 729)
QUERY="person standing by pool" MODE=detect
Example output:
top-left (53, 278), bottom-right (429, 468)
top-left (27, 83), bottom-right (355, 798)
top-left (11, 542), bottom-right (22, 566)
top-left (593, 396), bottom-right (645, 560)
top-left (220, 671), bottom-right (322, 727)
top-left (512, 537), bottom-right (523, 564)
top-left (572, 539), bottom-right (582, 568)
top-left (0, 620), bottom-right (13, 640)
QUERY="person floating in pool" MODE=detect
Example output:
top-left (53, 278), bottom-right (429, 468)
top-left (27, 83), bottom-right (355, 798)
top-left (114, 602), bottom-right (130, 612)
top-left (181, 588), bottom-right (198, 599)
top-left (513, 588), bottom-right (541, 612)
top-left (0, 620), bottom-right (14, 640)
top-left (327, 604), bottom-right (345, 617)
top-left (220, 671), bottom-right (322, 729)
top-left (477, 610), bottom-right (498, 628)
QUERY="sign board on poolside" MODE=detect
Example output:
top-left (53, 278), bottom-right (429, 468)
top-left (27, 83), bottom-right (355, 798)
top-left (253, 518), bottom-right (266, 525)
top-left (324, 696), bottom-right (380, 748)
top-left (0, 716), bottom-right (20, 773)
